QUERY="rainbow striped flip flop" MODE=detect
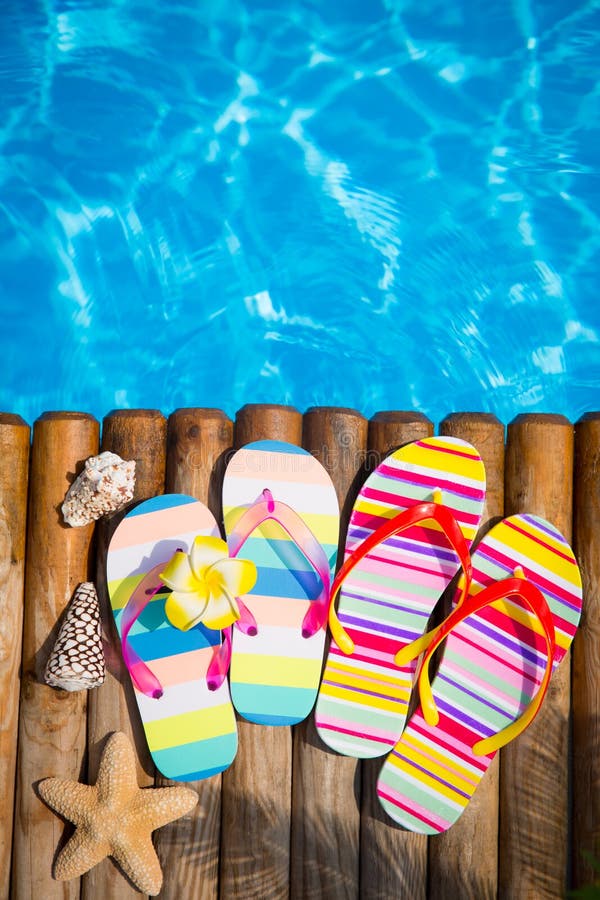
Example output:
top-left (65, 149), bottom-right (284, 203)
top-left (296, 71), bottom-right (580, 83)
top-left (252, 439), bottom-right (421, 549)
top-left (222, 440), bottom-right (339, 726)
top-left (314, 436), bottom-right (486, 758)
top-left (107, 495), bottom-right (238, 781)
top-left (377, 513), bottom-right (583, 834)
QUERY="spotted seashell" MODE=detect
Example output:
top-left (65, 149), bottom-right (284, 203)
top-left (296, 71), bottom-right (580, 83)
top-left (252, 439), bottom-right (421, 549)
top-left (44, 583), bottom-right (106, 691)
top-left (62, 451), bottom-right (135, 527)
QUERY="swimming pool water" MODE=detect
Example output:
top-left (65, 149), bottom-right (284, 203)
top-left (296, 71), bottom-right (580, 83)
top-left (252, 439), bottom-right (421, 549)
top-left (1, 0), bottom-right (599, 426)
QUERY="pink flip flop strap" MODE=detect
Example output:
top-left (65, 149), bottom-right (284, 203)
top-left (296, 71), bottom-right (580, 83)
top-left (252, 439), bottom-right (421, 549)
top-left (120, 563), bottom-right (166, 699)
top-left (120, 562), bottom-right (258, 698)
top-left (205, 598), bottom-right (256, 691)
top-left (226, 488), bottom-right (332, 639)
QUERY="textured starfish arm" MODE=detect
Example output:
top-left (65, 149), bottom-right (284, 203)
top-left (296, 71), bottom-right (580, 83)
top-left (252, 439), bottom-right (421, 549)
top-left (38, 779), bottom-right (97, 825)
top-left (54, 828), bottom-right (111, 880)
top-left (135, 785), bottom-right (198, 830)
top-left (95, 732), bottom-right (140, 806)
top-left (112, 831), bottom-right (164, 896)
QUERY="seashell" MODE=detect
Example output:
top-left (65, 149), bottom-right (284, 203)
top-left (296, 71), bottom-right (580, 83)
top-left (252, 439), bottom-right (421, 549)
top-left (44, 583), bottom-right (106, 691)
top-left (62, 451), bottom-right (135, 527)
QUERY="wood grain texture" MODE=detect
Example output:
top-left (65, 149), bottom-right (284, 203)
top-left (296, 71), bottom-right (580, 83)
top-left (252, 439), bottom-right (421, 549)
top-left (291, 407), bottom-right (368, 900)
top-left (360, 412), bottom-right (432, 900)
top-left (12, 412), bottom-right (99, 900)
top-left (220, 404), bottom-right (302, 900)
top-left (500, 413), bottom-right (574, 900)
top-left (572, 413), bottom-right (600, 889)
top-left (156, 408), bottom-right (233, 900)
top-left (83, 410), bottom-right (166, 900)
top-left (428, 413), bottom-right (505, 900)
top-left (0, 415), bottom-right (30, 900)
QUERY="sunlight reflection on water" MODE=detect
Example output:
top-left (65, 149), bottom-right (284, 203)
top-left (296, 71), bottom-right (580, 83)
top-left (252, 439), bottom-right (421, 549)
top-left (0, 0), bottom-right (598, 424)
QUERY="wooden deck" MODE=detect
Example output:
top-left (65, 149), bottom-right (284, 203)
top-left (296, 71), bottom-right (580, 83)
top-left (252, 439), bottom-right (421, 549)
top-left (1, 405), bottom-right (598, 900)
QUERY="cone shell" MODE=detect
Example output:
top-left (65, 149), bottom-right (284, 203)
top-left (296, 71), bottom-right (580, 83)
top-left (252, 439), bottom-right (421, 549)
top-left (62, 451), bottom-right (136, 526)
top-left (44, 582), bottom-right (106, 691)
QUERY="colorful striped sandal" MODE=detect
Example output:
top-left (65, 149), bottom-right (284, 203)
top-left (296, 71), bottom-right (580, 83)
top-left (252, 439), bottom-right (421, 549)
top-left (314, 436), bottom-right (486, 758)
top-left (222, 440), bottom-right (340, 726)
top-left (376, 513), bottom-right (583, 833)
top-left (107, 494), bottom-right (256, 781)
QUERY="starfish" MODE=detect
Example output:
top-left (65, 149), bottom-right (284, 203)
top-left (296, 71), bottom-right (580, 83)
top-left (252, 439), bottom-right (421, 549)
top-left (38, 731), bottom-right (198, 895)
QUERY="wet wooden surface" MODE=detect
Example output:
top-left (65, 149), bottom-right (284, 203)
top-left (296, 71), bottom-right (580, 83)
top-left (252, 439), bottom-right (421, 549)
top-left (0, 415), bottom-right (30, 900)
top-left (501, 414), bottom-right (574, 900)
top-left (292, 407), bottom-right (367, 900)
top-left (13, 413), bottom-right (99, 900)
top-left (431, 413), bottom-right (505, 900)
top-left (3, 408), bottom-right (597, 900)
top-left (360, 411), bottom-right (432, 900)
top-left (572, 413), bottom-right (600, 890)
top-left (221, 404), bottom-right (302, 900)
top-left (157, 408), bottom-right (233, 900)
top-left (84, 409), bottom-right (167, 900)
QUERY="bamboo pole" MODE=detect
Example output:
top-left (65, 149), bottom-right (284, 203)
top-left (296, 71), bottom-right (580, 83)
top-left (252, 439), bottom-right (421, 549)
top-left (572, 413), bottom-right (600, 889)
top-left (500, 413), bottom-right (574, 899)
top-left (429, 413), bottom-right (505, 900)
top-left (360, 411), bottom-right (432, 900)
top-left (156, 408), bottom-right (233, 900)
top-left (291, 407), bottom-right (368, 900)
top-left (12, 412), bottom-right (99, 900)
top-left (220, 404), bottom-right (302, 900)
top-left (0, 415), bottom-right (30, 900)
top-left (83, 409), bottom-right (166, 900)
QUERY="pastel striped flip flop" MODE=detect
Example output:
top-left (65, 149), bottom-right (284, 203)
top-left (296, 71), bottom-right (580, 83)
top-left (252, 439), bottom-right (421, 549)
top-left (377, 513), bottom-right (583, 834)
top-left (107, 495), bottom-right (238, 781)
top-left (314, 436), bottom-right (486, 758)
top-left (222, 440), bottom-right (339, 726)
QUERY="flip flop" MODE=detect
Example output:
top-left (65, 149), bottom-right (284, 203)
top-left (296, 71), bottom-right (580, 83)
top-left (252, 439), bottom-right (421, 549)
top-left (222, 440), bottom-right (340, 725)
top-left (314, 436), bottom-right (486, 758)
top-left (107, 494), bottom-right (247, 781)
top-left (376, 513), bottom-right (583, 834)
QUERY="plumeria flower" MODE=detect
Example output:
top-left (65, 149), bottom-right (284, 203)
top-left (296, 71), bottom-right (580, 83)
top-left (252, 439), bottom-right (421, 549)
top-left (160, 536), bottom-right (257, 631)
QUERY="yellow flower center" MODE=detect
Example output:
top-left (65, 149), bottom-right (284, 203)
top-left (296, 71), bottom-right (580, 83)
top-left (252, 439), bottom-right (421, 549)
top-left (204, 568), bottom-right (224, 594)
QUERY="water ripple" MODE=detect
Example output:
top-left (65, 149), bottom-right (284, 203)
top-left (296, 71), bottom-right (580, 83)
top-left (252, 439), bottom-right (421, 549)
top-left (0, 0), bottom-right (598, 425)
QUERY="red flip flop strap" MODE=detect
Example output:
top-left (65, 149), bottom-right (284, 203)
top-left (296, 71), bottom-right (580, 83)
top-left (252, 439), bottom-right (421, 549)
top-left (417, 575), bottom-right (556, 755)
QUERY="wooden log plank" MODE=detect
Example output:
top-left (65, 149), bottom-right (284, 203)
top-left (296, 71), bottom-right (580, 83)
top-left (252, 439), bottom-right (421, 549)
top-left (12, 412), bottom-right (99, 900)
top-left (220, 404), bottom-right (302, 900)
top-left (0, 415), bottom-right (30, 900)
top-left (428, 413), bottom-right (505, 900)
top-left (291, 407), bottom-right (368, 900)
top-left (360, 412), bottom-right (432, 900)
top-left (572, 412), bottom-right (600, 888)
top-left (156, 408), bottom-right (233, 900)
top-left (83, 409), bottom-right (166, 900)
top-left (499, 413), bottom-right (574, 900)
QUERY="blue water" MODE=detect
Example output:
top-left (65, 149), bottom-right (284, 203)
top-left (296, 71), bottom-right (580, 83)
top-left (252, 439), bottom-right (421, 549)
top-left (1, 0), bottom-right (599, 426)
